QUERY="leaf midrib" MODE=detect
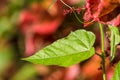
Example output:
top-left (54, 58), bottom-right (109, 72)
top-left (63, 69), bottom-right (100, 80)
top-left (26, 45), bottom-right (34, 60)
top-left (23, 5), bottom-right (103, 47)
top-left (28, 48), bottom-right (92, 60)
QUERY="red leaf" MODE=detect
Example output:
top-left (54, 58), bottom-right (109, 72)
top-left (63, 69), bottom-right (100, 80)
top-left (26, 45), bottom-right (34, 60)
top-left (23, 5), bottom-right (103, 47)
top-left (32, 19), bottom-right (61, 35)
top-left (107, 14), bottom-right (120, 26)
top-left (84, 0), bottom-right (120, 27)
top-left (18, 2), bottom-right (63, 56)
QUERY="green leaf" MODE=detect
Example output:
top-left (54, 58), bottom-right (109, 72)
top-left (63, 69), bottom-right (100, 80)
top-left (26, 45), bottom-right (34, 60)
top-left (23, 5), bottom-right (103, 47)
top-left (23, 30), bottom-right (95, 67)
top-left (109, 26), bottom-right (120, 61)
top-left (111, 61), bottom-right (120, 80)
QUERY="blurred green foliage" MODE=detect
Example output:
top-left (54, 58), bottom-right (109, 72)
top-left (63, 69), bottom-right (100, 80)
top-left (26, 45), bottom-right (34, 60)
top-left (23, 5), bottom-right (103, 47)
top-left (0, 0), bottom-right (39, 79)
top-left (11, 64), bottom-right (37, 80)
top-left (0, 43), bottom-right (15, 74)
top-left (0, 0), bottom-right (88, 80)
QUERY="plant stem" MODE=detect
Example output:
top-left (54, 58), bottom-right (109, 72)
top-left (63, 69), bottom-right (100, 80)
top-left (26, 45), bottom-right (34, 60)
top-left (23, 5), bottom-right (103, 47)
top-left (99, 23), bottom-right (104, 52)
top-left (60, 0), bottom-right (83, 24)
top-left (101, 54), bottom-right (106, 80)
top-left (73, 11), bottom-right (84, 24)
top-left (99, 23), bottom-right (106, 80)
top-left (60, 0), bottom-right (72, 9)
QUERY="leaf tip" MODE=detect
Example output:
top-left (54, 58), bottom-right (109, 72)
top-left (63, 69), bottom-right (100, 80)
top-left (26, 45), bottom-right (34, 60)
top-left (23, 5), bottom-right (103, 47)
top-left (21, 57), bottom-right (30, 61)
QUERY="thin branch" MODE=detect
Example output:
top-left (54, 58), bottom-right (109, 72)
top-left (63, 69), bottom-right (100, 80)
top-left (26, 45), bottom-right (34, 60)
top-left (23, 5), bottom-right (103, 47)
top-left (99, 23), bottom-right (107, 80)
top-left (73, 11), bottom-right (84, 24)
top-left (60, 0), bottom-right (72, 9)
top-left (60, 0), bottom-right (83, 24)
top-left (99, 23), bottom-right (105, 53)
